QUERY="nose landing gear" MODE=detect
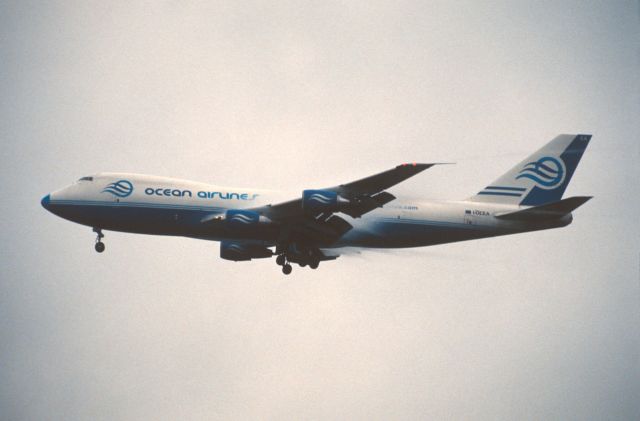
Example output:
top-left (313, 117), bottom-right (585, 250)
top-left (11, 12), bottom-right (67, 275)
top-left (93, 228), bottom-right (105, 253)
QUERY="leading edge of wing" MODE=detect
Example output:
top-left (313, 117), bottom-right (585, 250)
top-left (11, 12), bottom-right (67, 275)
top-left (328, 162), bottom-right (451, 197)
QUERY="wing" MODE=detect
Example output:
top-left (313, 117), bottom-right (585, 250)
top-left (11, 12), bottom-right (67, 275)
top-left (253, 163), bottom-right (439, 221)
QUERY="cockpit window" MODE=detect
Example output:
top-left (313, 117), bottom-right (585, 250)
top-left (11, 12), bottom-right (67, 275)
top-left (78, 176), bottom-right (93, 182)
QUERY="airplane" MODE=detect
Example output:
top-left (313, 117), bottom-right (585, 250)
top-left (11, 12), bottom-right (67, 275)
top-left (41, 134), bottom-right (592, 274)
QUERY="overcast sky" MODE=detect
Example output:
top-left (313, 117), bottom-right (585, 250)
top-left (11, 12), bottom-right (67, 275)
top-left (1, 1), bottom-right (638, 420)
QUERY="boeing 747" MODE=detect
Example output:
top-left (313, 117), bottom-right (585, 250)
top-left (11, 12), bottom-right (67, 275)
top-left (41, 134), bottom-right (592, 274)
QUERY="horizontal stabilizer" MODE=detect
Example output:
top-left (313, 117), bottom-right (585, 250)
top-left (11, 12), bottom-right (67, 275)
top-left (495, 196), bottom-right (592, 221)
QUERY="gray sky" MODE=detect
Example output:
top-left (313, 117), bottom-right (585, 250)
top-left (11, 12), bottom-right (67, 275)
top-left (1, 1), bottom-right (638, 420)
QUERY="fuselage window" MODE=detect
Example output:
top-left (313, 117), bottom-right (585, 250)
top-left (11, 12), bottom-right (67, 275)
top-left (78, 176), bottom-right (94, 181)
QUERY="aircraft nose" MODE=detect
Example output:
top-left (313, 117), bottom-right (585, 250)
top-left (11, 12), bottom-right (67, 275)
top-left (41, 194), bottom-right (51, 210)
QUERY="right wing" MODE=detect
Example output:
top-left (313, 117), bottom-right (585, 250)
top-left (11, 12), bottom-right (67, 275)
top-left (252, 163), bottom-right (440, 221)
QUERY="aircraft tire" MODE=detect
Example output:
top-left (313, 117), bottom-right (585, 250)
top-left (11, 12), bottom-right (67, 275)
top-left (95, 242), bottom-right (105, 253)
top-left (282, 264), bottom-right (292, 275)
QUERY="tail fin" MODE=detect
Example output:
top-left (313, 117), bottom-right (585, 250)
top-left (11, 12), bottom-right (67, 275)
top-left (468, 134), bottom-right (591, 206)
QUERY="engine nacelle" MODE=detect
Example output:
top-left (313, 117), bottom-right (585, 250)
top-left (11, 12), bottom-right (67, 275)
top-left (220, 241), bottom-right (273, 261)
top-left (224, 209), bottom-right (271, 229)
top-left (302, 190), bottom-right (349, 214)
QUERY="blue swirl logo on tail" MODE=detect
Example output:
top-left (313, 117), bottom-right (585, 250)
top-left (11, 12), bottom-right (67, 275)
top-left (516, 156), bottom-right (566, 190)
top-left (102, 180), bottom-right (134, 198)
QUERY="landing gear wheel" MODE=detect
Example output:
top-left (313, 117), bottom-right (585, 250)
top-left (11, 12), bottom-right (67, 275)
top-left (309, 259), bottom-right (319, 270)
top-left (282, 263), bottom-right (292, 275)
top-left (276, 254), bottom-right (286, 266)
top-left (93, 227), bottom-right (105, 253)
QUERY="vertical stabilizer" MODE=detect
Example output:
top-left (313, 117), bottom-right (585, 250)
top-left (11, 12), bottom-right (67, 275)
top-left (468, 134), bottom-right (591, 206)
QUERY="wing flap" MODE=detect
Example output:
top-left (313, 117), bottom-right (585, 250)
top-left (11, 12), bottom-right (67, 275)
top-left (294, 215), bottom-right (353, 245)
top-left (341, 191), bottom-right (396, 218)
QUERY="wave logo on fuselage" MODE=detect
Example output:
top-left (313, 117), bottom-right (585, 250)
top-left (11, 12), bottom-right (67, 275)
top-left (516, 156), bottom-right (566, 190)
top-left (307, 193), bottom-right (334, 204)
top-left (102, 180), bottom-right (134, 198)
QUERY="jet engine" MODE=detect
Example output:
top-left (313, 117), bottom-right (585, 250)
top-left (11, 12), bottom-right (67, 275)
top-left (224, 209), bottom-right (271, 229)
top-left (302, 190), bottom-right (350, 214)
top-left (220, 241), bottom-right (273, 261)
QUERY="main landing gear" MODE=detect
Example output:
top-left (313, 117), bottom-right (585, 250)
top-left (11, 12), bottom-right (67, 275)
top-left (274, 249), bottom-right (320, 275)
top-left (93, 227), bottom-right (105, 253)
top-left (282, 263), bottom-right (293, 275)
top-left (275, 254), bottom-right (293, 275)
